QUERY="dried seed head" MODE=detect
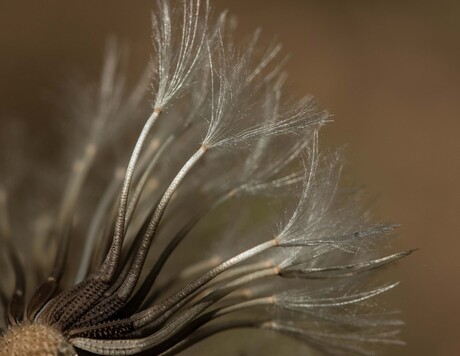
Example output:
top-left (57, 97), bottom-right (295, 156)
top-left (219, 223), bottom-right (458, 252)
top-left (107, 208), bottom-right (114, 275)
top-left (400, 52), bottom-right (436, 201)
top-left (0, 0), bottom-right (412, 355)
top-left (0, 323), bottom-right (76, 356)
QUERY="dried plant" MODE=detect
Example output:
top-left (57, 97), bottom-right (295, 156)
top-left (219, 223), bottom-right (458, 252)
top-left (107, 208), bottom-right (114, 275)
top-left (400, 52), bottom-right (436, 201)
top-left (0, 1), bottom-right (413, 355)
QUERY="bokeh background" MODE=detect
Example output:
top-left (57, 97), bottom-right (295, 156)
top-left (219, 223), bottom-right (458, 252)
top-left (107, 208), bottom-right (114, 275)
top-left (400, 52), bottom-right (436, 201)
top-left (0, 0), bottom-right (459, 355)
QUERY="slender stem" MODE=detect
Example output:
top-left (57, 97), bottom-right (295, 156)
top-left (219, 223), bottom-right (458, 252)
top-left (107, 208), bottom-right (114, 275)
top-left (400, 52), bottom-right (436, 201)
top-left (124, 134), bottom-right (175, 229)
top-left (141, 256), bottom-right (221, 308)
top-left (153, 267), bottom-right (277, 333)
top-left (214, 296), bottom-right (274, 317)
top-left (53, 143), bottom-right (98, 282)
top-left (132, 239), bottom-right (277, 329)
top-left (119, 187), bottom-right (237, 317)
top-left (74, 168), bottom-right (124, 284)
top-left (58, 143), bottom-right (97, 230)
top-left (122, 213), bottom-right (203, 314)
top-left (135, 268), bottom-right (277, 353)
top-left (124, 188), bottom-right (236, 313)
top-left (150, 296), bottom-right (274, 354)
top-left (99, 109), bottom-right (161, 282)
top-left (191, 261), bottom-right (272, 303)
top-left (116, 145), bottom-right (207, 300)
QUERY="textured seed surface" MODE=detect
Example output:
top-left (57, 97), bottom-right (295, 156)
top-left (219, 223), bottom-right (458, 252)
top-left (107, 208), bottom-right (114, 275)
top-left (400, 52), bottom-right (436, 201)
top-left (0, 323), bottom-right (77, 356)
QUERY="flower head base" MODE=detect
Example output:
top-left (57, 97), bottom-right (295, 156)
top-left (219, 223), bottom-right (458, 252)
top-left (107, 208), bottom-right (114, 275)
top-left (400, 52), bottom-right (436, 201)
top-left (0, 1), bottom-right (412, 355)
top-left (0, 324), bottom-right (76, 356)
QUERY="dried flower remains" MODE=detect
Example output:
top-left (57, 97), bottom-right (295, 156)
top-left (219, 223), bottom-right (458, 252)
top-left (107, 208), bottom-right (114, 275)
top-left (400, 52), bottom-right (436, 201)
top-left (0, 1), bottom-right (413, 355)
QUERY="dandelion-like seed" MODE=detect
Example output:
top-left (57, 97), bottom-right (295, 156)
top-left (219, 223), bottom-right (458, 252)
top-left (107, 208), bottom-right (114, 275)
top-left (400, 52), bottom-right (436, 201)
top-left (0, 1), bottom-right (413, 355)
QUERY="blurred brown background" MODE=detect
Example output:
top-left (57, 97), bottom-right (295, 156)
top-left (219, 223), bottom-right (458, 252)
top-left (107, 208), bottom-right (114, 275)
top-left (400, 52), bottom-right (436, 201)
top-left (0, 0), bottom-right (459, 355)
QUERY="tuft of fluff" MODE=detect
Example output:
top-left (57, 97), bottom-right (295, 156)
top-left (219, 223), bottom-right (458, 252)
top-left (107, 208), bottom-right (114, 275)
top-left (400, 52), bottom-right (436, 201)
top-left (0, 0), bottom-right (413, 355)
